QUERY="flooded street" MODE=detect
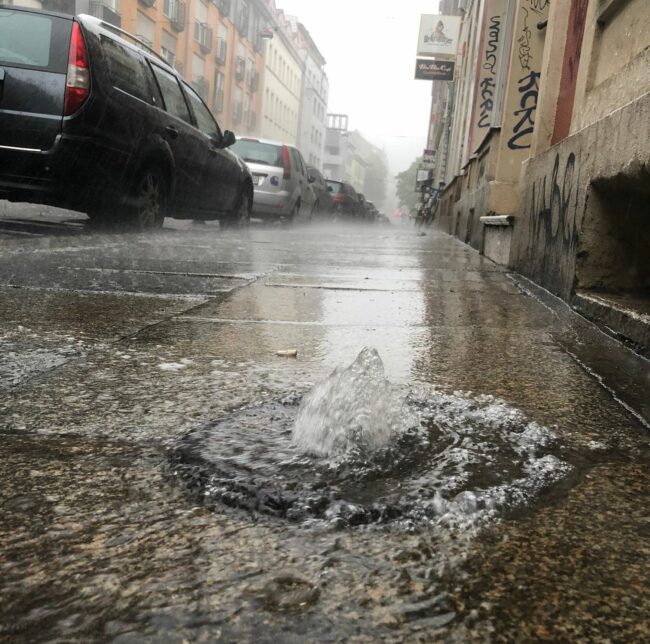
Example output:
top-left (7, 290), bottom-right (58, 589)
top-left (1, 211), bottom-right (649, 642)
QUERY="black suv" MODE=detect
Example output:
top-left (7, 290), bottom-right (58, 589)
top-left (0, 6), bottom-right (253, 229)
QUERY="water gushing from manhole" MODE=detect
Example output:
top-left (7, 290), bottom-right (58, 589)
top-left (293, 347), bottom-right (413, 457)
top-left (169, 348), bottom-right (571, 529)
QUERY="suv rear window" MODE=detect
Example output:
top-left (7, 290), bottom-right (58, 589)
top-left (326, 181), bottom-right (343, 194)
top-left (100, 36), bottom-right (156, 104)
top-left (231, 139), bottom-right (283, 167)
top-left (0, 9), bottom-right (71, 72)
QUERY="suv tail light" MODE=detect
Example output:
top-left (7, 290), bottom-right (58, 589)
top-left (64, 22), bottom-right (90, 116)
top-left (332, 194), bottom-right (345, 202)
top-left (282, 145), bottom-right (291, 181)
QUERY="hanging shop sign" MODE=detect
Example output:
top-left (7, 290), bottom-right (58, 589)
top-left (415, 59), bottom-right (455, 81)
top-left (417, 14), bottom-right (461, 59)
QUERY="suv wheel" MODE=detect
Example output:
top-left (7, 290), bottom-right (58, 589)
top-left (222, 187), bottom-right (251, 229)
top-left (125, 168), bottom-right (166, 230)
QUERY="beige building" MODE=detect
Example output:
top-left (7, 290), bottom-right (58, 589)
top-left (258, 1), bottom-right (303, 144)
top-left (429, 0), bottom-right (650, 352)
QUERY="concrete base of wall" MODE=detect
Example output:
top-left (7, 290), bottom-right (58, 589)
top-left (574, 290), bottom-right (650, 358)
top-left (481, 215), bottom-right (514, 265)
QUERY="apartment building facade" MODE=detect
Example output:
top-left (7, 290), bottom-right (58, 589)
top-left (287, 16), bottom-right (329, 170)
top-left (258, 1), bottom-right (303, 144)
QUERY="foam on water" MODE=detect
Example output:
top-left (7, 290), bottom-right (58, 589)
top-left (170, 349), bottom-right (572, 529)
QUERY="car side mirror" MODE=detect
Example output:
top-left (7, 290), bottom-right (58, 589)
top-left (219, 130), bottom-right (236, 149)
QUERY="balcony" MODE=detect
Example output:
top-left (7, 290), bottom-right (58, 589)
top-left (215, 38), bottom-right (227, 66)
top-left (194, 22), bottom-right (213, 54)
top-left (89, 1), bottom-right (121, 28)
top-left (232, 100), bottom-right (242, 123)
top-left (138, 0), bottom-right (155, 7)
top-left (247, 70), bottom-right (259, 93)
top-left (236, 9), bottom-right (249, 36)
top-left (214, 88), bottom-right (224, 114)
top-left (235, 56), bottom-right (245, 82)
top-left (192, 77), bottom-right (210, 101)
top-left (165, 0), bottom-right (186, 33)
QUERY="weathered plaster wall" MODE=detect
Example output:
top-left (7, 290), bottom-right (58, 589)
top-left (572, 0), bottom-right (650, 133)
top-left (510, 90), bottom-right (650, 300)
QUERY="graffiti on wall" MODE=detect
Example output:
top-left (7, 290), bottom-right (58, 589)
top-left (505, 0), bottom-right (548, 151)
top-left (508, 70), bottom-right (541, 149)
top-left (527, 152), bottom-right (579, 271)
top-left (470, 0), bottom-right (506, 152)
top-left (477, 15), bottom-right (502, 128)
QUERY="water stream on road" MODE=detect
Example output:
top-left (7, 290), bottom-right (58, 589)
top-left (170, 348), bottom-right (572, 529)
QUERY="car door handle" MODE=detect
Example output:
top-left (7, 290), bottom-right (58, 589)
top-left (165, 126), bottom-right (179, 139)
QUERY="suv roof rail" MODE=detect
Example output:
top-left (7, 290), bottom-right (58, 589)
top-left (78, 14), bottom-right (171, 68)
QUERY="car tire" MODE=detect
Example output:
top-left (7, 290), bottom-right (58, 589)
top-left (123, 167), bottom-right (166, 231)
top-left (222, 186), bottom-right (251, 229)
top-left (284, 201), bottom-right (299, 226)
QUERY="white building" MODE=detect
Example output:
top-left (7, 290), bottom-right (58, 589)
top-left (259, 3), bottom-right (303, 144)
top-left (287, 17), bottom-right (329, 170)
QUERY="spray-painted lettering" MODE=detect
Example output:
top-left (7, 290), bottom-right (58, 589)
top-left (478, 77), bottom-right (496, 128)
top-left (483, 15), bottom-right (501, 75)
top-left (507, 70), bottom-right (540, 150)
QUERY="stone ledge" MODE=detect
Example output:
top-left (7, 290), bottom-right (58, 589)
top-left (480, 215), bottom-right (514, 227)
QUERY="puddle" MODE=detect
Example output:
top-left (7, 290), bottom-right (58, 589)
top-left (169, 349), bottom-right (573, 529)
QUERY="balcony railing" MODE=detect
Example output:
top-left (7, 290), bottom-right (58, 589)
top-left (247, 70), bottom-right (258, 93)
top-left (236, 8), bottom-right (249, 36)
top-left (194, 22), bottom-right (213, 53)
top-left (232, 100), bottom-right (242, 123)
top-left (165, 0), bottom-right (186, 33)
top-left (235, 56), bottom-right (245, 81)
top-left (215, 37), bottom-right (227, 65)
top-left (138, 0), bottom-right (155, 7)
top-left (89, 1), bottom-right (121, 28)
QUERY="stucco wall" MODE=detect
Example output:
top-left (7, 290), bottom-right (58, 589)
top-left (509, 90), bottom-right (650, 300)
top-left (572, 0), bottom-right (650, 133)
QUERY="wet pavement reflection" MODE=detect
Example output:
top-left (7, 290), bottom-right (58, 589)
top-left (1, 212), bottom-right (649, 641)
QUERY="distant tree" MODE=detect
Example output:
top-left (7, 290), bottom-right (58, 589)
top-left (363, 149), bottom-right (389, 209)
top-left (395, 157), bottom-right (422, 212)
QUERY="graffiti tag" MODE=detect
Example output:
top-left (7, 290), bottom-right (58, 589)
top-left (478, 77), bottom-right (496, 128)
top-left (483, 15), bottom-right (501, 75)
top-left (507, 70), bottom-right (540, 150)
top-left (517, 8), bottom-right (532, 70)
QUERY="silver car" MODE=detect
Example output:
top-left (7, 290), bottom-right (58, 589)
top-left (230, 137), bottom-right (316, 222)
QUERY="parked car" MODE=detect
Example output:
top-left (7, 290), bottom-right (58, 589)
top-left (325, 180), bottom-right (363, 218)
top-left (306, 166), bottom-right (334, 215)
top-left (0, 6), bottom-right (252, 229)
top-left (230, 137), bottom-right (316, 223)
top-left (364, 200), bottom-right (379, 222)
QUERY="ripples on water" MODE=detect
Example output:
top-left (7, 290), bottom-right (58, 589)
top-left (169, 348), bottom-right (571, 529)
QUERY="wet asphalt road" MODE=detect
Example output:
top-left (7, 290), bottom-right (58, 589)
top-left (1, 204), bottom-right (649, 642)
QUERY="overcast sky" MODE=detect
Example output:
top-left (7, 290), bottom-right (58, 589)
top-left (277, 0), bottom-right (441, 177)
